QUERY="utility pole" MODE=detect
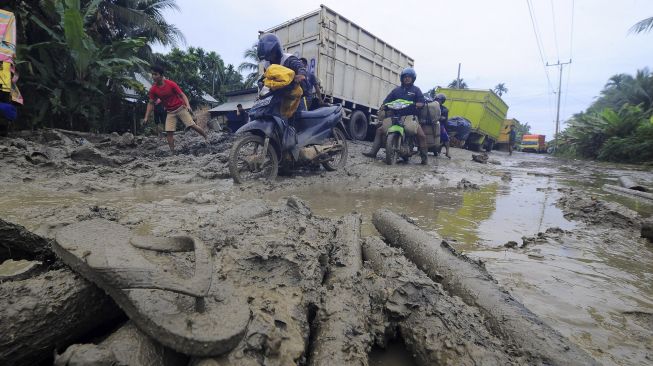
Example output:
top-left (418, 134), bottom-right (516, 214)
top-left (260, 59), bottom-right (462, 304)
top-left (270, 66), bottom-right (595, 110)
top-left (546, 59), bottom-right (571, 149)
top-left (456, 63), bottom-right (461, 89)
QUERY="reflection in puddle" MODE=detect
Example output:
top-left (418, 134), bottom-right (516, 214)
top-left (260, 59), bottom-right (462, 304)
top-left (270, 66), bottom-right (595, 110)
top-left (264, 175), bottom-right (575, 250)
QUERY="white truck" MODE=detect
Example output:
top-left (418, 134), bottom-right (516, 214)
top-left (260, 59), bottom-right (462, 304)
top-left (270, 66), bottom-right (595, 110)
top-left (263, 5), bottom-right (414, 140)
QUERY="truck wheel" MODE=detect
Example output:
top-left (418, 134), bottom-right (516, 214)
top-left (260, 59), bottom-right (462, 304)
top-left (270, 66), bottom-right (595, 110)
top-left (484, 139), bottom-right (494, 152)
top-left (348, 111), bottom-right (368, 141)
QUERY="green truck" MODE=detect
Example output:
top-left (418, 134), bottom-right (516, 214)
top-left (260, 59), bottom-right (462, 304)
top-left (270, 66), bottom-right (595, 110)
top-left (435, 87), bottom-right (508, 151)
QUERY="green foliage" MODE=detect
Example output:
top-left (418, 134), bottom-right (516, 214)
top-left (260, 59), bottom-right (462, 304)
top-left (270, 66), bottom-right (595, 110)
top-left (557, 105), bottom-right (652, 163)
top-left (555, 68), bottom-right (653, 164)
top-left (238, 43), bottom-right (259, 88)
top-left (513, 120), bottom-right (530, 142)
top-left (16, 0), bottom-right (147, 131)
top-left (493, 83), bottom-right (508, 96)
top-left (629, 16), bottom-right (653, 34)
top-left (154, 47), bottom-right (244, 107)
top-left (447, 79), bottom-right (468, 89)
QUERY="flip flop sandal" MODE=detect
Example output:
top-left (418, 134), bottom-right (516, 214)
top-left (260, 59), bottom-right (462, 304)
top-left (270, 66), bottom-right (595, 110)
top-left (53, 219), bottom-right (250, 356)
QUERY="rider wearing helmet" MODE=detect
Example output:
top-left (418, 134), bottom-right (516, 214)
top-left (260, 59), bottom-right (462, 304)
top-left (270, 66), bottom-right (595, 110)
top-left (257, 33), bottom-right (309, 111)
top-left (363, 67), bottom-right (430, 164)
top-left (434, 93), bottom-right (451, 158)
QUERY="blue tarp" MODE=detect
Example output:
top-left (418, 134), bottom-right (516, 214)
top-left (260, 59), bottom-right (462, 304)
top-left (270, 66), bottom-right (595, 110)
top-left (446, 117), bottom-right (472, 141)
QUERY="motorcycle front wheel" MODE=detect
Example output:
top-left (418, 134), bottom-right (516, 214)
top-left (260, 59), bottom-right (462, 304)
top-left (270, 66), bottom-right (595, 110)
top-left (385, 133), bottom-right (399, 165)
top-left (228, 134), bottom-right (279, 184)
top-left (322, 128), bottom-right (348, 171)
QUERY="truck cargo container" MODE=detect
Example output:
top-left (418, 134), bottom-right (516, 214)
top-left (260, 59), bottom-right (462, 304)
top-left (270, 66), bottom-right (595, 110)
top-left (520, 134), bottom-right (546, 153)
top-left (263, 5), bottom-right (414, 140)
top-left (435, 87), bottom-right (508, 151)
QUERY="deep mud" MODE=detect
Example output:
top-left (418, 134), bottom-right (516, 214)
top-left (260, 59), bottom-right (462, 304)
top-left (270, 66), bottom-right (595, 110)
top-left (1, 129), bottom-right (652, 365)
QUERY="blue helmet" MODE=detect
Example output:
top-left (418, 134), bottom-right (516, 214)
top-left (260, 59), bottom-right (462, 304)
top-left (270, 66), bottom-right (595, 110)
top-left (400, 67), bottom-right (417, 83)
top-left (257, 33), bottom-right (283, 63)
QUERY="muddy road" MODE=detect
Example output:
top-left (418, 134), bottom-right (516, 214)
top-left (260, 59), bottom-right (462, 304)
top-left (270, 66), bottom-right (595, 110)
top-left (1, 129), bottom-right (652, 365)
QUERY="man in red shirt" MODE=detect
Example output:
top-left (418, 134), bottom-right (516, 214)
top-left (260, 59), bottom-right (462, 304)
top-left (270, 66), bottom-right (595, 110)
top-left (143, 65), bottom-right (208, 153)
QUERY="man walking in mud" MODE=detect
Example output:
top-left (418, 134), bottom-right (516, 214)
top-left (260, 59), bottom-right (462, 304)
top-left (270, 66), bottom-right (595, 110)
top-left (142, 65), bottom-right (208, 153)
top-left (508, 124), bottom-right (516, 155)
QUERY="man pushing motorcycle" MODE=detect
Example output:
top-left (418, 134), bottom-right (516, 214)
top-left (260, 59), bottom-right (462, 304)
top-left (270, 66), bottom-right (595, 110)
top-left (362, 67), bottom-right (429, 165)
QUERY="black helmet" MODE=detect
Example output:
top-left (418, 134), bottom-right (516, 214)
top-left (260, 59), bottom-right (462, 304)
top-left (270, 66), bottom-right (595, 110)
top-left (435, 93), bottom-right (446, 103)
top-left (400, 67), bottom-right (417, 83)
top-left (257, 33), bottom-right (283, 63)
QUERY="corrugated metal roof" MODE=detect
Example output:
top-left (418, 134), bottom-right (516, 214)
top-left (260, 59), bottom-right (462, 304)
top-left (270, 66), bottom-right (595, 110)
top-left (209, 100), bottom-right (256, 113)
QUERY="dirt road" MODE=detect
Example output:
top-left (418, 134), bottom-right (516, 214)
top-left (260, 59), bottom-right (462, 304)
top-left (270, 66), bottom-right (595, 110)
top-left (1, 129), bottom-right (651, 365)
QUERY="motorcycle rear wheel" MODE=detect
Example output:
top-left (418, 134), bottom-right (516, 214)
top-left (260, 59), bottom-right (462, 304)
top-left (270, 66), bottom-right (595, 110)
top-left (385, 133), bottom-right (399, 165)
top-left (322, 128), bottom-right (348, 171)
top-left (229, 134), bottom-right (278, 184)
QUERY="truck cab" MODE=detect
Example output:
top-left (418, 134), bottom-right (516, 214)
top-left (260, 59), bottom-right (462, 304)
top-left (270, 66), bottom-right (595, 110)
top-left (520, 134), bottom-right (546, 153)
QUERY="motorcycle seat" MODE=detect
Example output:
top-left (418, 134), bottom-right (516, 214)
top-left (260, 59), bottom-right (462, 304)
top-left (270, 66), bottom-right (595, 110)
top-left (296, 106), bottom-right (341, 119)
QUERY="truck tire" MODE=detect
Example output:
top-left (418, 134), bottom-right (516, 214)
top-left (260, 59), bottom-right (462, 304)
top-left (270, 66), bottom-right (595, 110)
top-left (348, 111), bottom-right (368, 141)
top-left (484, 138), bottom-right (495, 152)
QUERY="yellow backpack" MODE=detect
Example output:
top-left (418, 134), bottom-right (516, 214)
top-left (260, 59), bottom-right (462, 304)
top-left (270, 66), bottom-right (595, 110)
top-left (263, 64), bottom-right (303, 118)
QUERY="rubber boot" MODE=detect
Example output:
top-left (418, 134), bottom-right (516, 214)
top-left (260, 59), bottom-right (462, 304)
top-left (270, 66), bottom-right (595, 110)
top-left (362, 134), bottom-right (383, 158)
top-left (419, 147), bottom-right (428, 165)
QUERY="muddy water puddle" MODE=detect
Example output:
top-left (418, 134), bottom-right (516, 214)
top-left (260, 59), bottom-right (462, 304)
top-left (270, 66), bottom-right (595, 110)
top-left (263, 174), bottom-right (575, 249)
top-left (261, 173), bottom-right (653, 365)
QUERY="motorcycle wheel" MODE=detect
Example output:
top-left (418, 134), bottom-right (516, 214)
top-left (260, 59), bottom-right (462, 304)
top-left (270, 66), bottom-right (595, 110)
top-left (322, 128), bottom-right (348, 171)
top-left (228, 134), bottom-right (278, 184)
top-left (385, 133), bottom-right (398, 165)
top-left (402, 138), bottom-right (415, 163)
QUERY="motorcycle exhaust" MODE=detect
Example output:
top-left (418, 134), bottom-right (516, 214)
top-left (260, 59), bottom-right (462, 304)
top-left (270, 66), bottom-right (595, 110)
top-left (299, 144), bottom-right (343, 162)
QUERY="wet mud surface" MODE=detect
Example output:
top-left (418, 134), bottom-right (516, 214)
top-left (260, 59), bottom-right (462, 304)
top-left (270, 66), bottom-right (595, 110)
top-left (1, 129), bottom-right (652, 365)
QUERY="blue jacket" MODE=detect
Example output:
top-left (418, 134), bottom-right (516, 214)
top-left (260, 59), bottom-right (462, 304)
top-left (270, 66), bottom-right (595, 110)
top-left (383, 84), bottom-right (425, 116)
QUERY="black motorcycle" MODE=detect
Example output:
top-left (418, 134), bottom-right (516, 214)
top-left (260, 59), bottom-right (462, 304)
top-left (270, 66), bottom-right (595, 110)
top-left (228, 85), bottom-right (348, 184)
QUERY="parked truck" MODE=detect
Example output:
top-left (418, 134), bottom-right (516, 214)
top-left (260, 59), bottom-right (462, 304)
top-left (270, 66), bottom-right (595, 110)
top-left (435, 87), bottom-right (508, 151)
top-left (262, 5), bottom-right (414, 140)
top-left (520, 134), bottom-right (546, 153)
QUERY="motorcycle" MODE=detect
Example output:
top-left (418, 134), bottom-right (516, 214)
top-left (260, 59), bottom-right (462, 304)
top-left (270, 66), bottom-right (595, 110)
top-left (383, 99), bottom-right (417, 165)
top-left (228, 84), bottom-right (348, 184)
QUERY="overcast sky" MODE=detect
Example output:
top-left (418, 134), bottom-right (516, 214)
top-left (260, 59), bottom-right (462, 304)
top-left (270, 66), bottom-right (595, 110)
top-left (155, 0), bottom-right (653, 138)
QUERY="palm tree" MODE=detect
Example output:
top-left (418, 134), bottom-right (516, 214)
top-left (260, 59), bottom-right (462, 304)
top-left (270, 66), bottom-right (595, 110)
top-left (493, 83), bottom-right (508, 96)
top-left (88, 0), bottom-right (186, 47)
top-left (238, 43), bottom-right (259, 88)
top-left (604, 74), bottom-right (631, 90)
top-left (630, 16), bottom-right (653, 34)
top-left (448, 78), bottom-right (468, 89)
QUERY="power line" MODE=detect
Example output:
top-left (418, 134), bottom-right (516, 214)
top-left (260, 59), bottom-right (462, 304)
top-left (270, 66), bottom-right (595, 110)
top-left (527, 0), bottom-right (554, 90)
top-left (526, 0), bottom-right (556, 125)
top-left (550, 0), bottom-right (560, 62)
top-left (562, 0), bottom-right (575, 125)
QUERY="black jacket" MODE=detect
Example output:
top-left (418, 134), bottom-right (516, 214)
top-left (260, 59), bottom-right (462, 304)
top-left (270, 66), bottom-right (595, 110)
top-left (383, 84), bottom-right (425, 116)
top-left (439, 104), bottom-right (449, 124)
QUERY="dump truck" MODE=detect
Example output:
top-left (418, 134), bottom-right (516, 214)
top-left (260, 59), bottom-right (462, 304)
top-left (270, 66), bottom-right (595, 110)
top-left (495, 118), bottom-right (518, 151)
top-left (262, 5), bottom-right (414, 140)
top-left (435, 87), bottom-right (508, 151)
top-left (520, 134), bottom-right (546, 153)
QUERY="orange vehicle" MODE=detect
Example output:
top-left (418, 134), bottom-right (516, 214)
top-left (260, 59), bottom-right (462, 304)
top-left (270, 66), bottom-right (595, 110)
top-left (519, 134), bottom-right (546, 153)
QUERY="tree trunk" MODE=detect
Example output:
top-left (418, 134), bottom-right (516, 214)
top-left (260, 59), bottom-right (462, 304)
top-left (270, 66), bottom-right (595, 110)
top-left (372, 209), bottom-right (598, 366)
top-left (0, 268), bottom-right (122, 366)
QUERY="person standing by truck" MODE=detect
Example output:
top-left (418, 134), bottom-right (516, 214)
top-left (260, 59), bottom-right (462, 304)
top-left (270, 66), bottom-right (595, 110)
top-left (300, 57), bottom-right (324, 110)
top-left (434, 93), bottom-right (452, 159)
top-left (508, 124), bottom-right (517, 155)
top-left (362, 67), bottom-right (430, 164)
top-left (143, 65), bottom-right (208, 153)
